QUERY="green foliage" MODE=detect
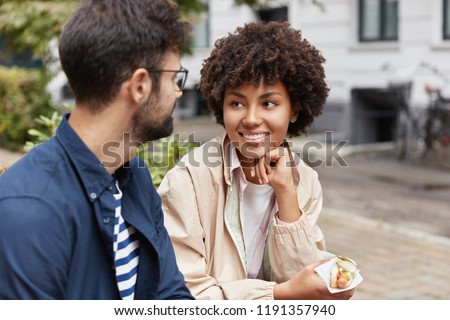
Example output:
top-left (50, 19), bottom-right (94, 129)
top-left (22, 111), bottom-right (197, 187)
top-left (0, 65), bottom-right (56, 150)
top-left (233, 0), bottom-right (275, 9)
top-left (23, 110), bottom-right (62, 152)
top-left (138, 134), bottom-right (198, 188)
top-left (175, 0), bottom-right (208, 15)
top-left (233, 0), bottom-right (324, 10)
top-left (0, 0), bottom-right (77, 67)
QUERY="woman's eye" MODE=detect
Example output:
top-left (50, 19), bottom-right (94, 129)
top-left (231, 101), bottom-right (243, 108)
top-left (263, 101), bottom-right (277, 108)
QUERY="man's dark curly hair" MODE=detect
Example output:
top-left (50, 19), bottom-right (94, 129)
top-left (59, 0), bottom-right (191, 112)
top-left (198, 21), bottom-right (328, 136)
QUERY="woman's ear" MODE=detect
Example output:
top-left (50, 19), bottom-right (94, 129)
top-left (290, 109), bottom-right (299, 123)
top-left (129, 68), bottom-right (152, 105)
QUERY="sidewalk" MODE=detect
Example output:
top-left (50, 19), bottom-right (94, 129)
top-left (290, 137), bottom-right (450, 299)
top-left (0, 148), bottom-right (25, 168)
top-left (320, 208), bottom-right (450, 299)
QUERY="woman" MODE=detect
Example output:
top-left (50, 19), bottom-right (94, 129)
top-left (158, 21), bottom-right (354, 300)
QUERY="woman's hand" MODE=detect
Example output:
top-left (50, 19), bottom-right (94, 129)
top-left (273, 260), bottom-right (356, 300)
top-left (252, 147), bottom-right (295, 191)
top-left (251, 147), bottom-right (301, 222)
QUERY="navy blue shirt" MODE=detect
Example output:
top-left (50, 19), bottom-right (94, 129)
top-left (0, 114), bottom-right (193, 300)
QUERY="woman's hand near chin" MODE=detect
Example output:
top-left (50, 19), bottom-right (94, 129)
top-left (252, 147), bottom-right (294, 189)
top-left (252, 147), bottom-right (301, 222)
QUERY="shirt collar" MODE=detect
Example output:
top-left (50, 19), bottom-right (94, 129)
top-left (229, 142), bottom-right (241, 172)
top-left (228, 142), bottom-right (247, 186)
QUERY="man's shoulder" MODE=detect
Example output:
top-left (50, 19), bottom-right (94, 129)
top-left (0, 139), bottom-right (70, 199)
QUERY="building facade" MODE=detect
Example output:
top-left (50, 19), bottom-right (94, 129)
top-left (18, 0), bottom-right (445, 143)
top-left (179, 0), bottom-right (450, 143)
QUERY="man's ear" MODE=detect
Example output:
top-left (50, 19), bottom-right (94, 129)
top-left (129, 68), bottom-right (152, 105)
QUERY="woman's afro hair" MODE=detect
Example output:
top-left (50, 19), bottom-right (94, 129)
top-left (198, 21), bottom-right (329, 136)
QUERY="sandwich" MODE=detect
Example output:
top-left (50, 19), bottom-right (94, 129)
top-left (329, 255), bottom-right (358, 289)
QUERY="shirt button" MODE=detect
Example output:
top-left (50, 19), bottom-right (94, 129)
top-left (103, 217), bottom-right (111, 224)
top-left (90, 192), bottom-right (97, 200)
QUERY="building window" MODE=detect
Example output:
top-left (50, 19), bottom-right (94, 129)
top-left (176, 87), bottom-right (209, 119)
top-left (257, 6), bottom-right (288, 23)
top-left (444, 0), bottom-right (450, 39)
top-left (190, 12), bottom-right (209, 48)
top-left (358, 0), bottom-right (398, 42)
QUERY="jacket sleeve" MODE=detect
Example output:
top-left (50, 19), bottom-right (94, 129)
top-left (158, 166), bottom-right (276, 300)
top-left (151, 198), bottom-right (195, 300)
top-left (0, 198), bottom-right (70, 299)
top-left (267, 164), bottom-right (326, 283)
top-left (133, 161), bottom-right (194, 300)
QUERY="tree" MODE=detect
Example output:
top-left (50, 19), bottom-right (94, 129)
top-left (0, 0), bottom-right (324, 65)
top-left (0, 1), bottom-right (74, 67)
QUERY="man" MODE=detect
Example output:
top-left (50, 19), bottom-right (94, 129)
top-left (0, 0), bottom-right (193, 300)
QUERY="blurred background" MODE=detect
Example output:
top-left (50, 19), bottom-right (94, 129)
top-left (1, 0), bottom-right (450, 299)
top-left (1, 0), bottom-right (450, 149)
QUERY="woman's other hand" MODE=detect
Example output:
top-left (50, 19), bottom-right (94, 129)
top-left (273, 260), bottom-right (356, 300)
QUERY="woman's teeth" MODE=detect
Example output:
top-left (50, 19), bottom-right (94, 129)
top-left (243, 133), bottom-right (267, 140)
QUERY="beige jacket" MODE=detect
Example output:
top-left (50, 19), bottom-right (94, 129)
top-left (158, 135), bottom-right (326, 300)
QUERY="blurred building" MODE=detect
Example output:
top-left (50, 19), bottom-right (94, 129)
top-left (37, 0), bottom-right (449, 144)
top-left (179, 0), bottom-right (450, 144)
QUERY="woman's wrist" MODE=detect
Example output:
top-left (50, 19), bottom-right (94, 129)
top-left (275, 187), bottom-right (301, 222)
top-left (274, 280), bottom-right (298, 300)
top-left (273, 282), bottom-right (288, 300)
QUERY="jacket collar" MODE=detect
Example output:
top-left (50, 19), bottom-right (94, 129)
top-left (56, 113), bottom-right (133, 201)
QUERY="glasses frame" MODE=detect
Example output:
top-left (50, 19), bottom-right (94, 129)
top-left (145, 67), bottom-right (188, 92)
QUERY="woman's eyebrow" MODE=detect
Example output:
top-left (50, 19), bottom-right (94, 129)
top-left (225, 91), bottom-right (282, 99)
top-left (259, 92), bottom-right (282, 99)
top-left (227, 91), bottom-right (246, 98)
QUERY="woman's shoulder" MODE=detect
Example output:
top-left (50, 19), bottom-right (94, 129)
top-left (158, 136), bottom-right (226, 195)
top-left (178, 136), bottom-right (224, 169)
top-left (164, 136), bottom-right (225, 182)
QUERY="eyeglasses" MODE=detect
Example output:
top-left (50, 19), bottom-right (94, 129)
top-left (145, 67), bottom-right (189, 91)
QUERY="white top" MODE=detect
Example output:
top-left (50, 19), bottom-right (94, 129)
top-left (229, 143), bottom-right (279, 278)
top-left (242, 181), bottom-right (274, 271)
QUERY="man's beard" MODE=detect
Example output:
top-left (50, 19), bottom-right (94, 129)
top-left (130, 92), bottom-right (175, 143)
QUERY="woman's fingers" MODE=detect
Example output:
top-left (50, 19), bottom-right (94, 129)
top-left (252, 148), bottom-right (289, 184)
top-left (257, 157), bottom-right (268, 184)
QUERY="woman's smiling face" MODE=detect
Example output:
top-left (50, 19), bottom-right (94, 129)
top-left (223, 80), bottom-right (298, 163)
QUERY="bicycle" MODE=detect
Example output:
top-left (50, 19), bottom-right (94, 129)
top-left (388, 81), bottom-right (413, 160)
top-left (380, 62), bottom-right (419, 160)
top-left (421, 84), bottom-right (450, 156)
top-left (403, 62), bottom-right (450, 160)
top-left (381, 62), bottom-right (450, 161)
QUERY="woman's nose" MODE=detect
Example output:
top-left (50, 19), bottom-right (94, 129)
top-left (242, 107), bottom-right (262, 126)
